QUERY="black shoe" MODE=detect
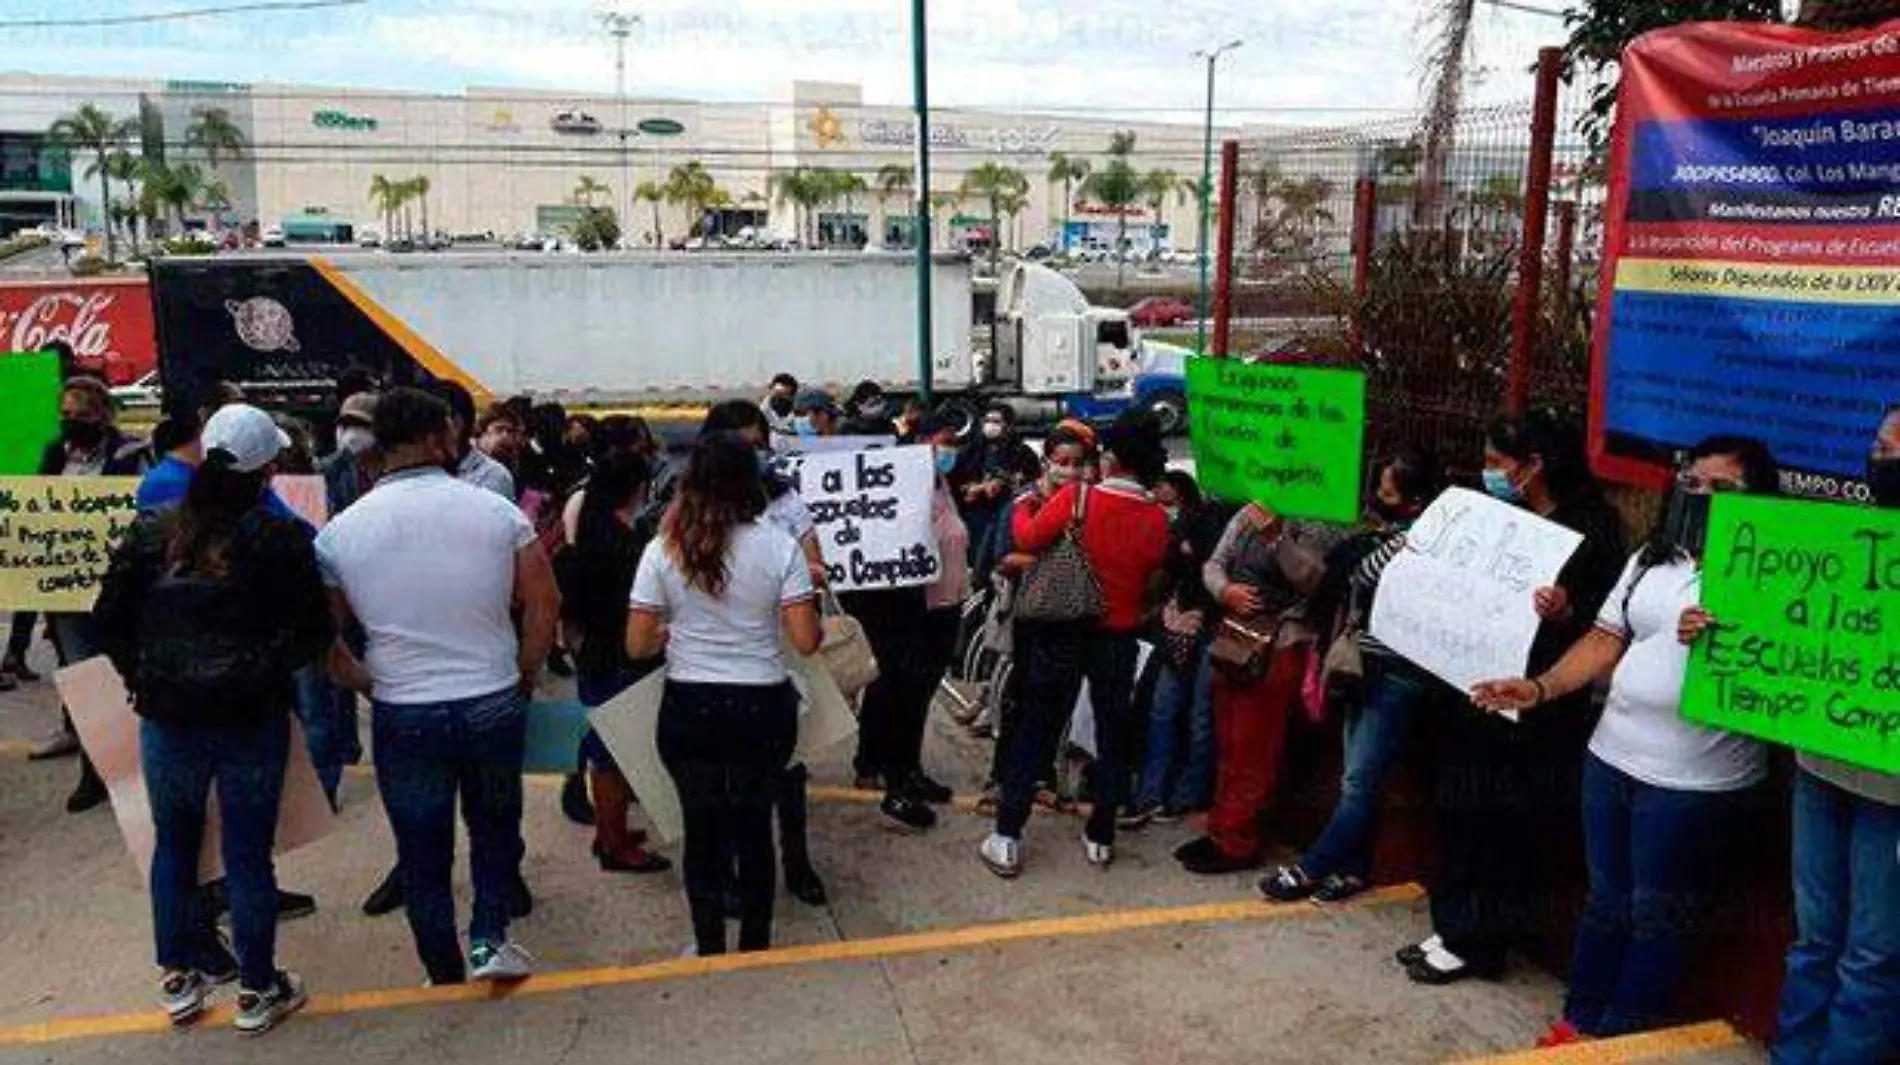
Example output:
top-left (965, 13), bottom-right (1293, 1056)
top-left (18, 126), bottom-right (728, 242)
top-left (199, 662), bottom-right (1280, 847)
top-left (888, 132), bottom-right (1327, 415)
top-left (1312, 874), bottom-right (1370, 904)
top-left (65, 768), bottom-right (108, 813)
top-left (1259, 865), bottom-right (1318, 903)
top-left (1181, 847), bottom-right (1260, 876)
top-left (903, 772), bottom-right (954, 806)
top-left (1152, 804), bottom-right (1196, 824)
top-left (1172, 835), bottom-right (1220, 864)
top-left (507, 873), bottom-right (533, 919)
top-left (1395, 938), bottom-right (1434, 968)
top-left (361, 868), bottom-right (405, 917)
top-left (1404, 952), bottom-right (1500, 986)
top-left (1117, 803), bottom-right (1158, 831)
top-left (560, 772), bottom-right (595, 827)
top-left (275, 890), bottom-right (317, 921)
top-left (3, 654), bottom-right (39, 682)
top-left (784, 860), bottom-right (827, 907)
top-left (879, 794), bottom-right (937, 833)
top-left (598, 847), bottom-right (671, 874)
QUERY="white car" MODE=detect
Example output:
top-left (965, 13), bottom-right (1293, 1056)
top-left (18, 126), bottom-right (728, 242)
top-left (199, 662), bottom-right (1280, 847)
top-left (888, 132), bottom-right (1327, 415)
top-left (357, 229), bottom-right (382, 248)
top-left (262, 226), bottom-right (286, 247)
top-left (110, 371), bottom-right (162, 411)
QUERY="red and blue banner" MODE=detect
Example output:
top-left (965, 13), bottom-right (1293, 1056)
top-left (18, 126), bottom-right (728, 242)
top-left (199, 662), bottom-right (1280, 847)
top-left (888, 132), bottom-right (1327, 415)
top-left (1590, 19), bottom-right (1900, 500)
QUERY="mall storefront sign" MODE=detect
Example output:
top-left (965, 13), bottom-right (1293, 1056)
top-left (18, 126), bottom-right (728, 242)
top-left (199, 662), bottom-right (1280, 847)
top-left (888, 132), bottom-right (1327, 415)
top-left (312, 109), bottom-right (378, 132)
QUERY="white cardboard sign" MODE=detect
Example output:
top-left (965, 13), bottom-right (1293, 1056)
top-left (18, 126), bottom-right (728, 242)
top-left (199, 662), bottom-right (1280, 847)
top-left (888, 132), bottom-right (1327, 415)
top-left (773, 445), bottom-right (942, 591)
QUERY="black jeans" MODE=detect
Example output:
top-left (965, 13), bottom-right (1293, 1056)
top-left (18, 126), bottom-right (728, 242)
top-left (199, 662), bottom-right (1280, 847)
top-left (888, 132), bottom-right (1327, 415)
top-left (995, 623), bottom-right (1141, 847)
top-left (658, 680), bottom-right (799, 955)
top-left (5, 612), bottom-right (35, 662)
top-left (855, 607), bottom-right (959, 786)
top-left (1429, 692), bottom-right (1591, 970)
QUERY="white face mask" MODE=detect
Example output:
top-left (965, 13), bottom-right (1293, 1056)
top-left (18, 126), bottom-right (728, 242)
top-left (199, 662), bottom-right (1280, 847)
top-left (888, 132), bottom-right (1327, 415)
top-left (982, 420), bottom-right (1006, 441)
top-left (338, 426), bottom-right (375, 455)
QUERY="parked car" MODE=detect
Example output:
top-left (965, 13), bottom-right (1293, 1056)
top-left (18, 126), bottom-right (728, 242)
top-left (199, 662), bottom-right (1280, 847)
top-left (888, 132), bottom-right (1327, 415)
top-left (550, 110), bottom-right (603, 135)
top-left (261, 226), bottom-right (286, 247)
top-left (1128, 296), bottom-right (1195, 328)
top-left (357, 228), bottom-right (382, 248)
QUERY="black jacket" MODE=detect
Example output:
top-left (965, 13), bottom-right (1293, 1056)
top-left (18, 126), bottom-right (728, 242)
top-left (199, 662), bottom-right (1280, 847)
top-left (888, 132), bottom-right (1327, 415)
top-left (36, 428), bottom-right (150, 478)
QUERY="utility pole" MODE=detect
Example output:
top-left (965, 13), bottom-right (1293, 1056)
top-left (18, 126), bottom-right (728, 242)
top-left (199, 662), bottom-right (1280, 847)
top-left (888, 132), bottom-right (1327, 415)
top-left (600, 10), bottom-right (641, 248)
top-left (1192, 39), bottom-right (1240, 356)
top-left (912, 0), bottom-right (933, 402)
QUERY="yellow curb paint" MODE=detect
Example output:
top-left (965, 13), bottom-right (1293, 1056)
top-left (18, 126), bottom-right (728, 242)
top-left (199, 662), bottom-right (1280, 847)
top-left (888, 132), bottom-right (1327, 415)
top-left (0, 885), bottom-right (1424, 1047)
top-left (0, 740), bottom-right (35, 758)
top-left (1448, 1020), bottom-right (1748, 1064)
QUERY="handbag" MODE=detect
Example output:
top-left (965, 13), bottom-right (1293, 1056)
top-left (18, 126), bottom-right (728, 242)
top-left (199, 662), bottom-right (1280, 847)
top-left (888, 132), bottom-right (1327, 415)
top-left (1160, 601), bottom-right (1204, 671)
top-left (816, 589), bottom-right (879, 703)
top-left (1013, 486), bottom-right (1106, 624)
top-left (1208, 616), bottom-right (1277, 685)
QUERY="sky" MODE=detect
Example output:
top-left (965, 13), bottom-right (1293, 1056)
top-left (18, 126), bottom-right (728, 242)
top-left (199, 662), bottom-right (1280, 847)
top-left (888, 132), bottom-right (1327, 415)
top-left (0, 0), bottom-right (1571, 123)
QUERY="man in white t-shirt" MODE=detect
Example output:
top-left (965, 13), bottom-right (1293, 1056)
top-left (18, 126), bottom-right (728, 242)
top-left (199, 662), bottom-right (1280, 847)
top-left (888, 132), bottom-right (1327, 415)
top-left (319, 387), bottom-right (559, 986)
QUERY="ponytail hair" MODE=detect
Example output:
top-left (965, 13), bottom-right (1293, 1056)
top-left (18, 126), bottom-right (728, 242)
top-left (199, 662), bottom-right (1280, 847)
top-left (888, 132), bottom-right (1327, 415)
top-left (166, 450), bottom-right (267, 575)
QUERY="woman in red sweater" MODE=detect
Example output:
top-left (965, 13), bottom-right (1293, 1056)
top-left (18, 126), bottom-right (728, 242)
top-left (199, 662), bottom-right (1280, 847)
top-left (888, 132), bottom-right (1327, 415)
top-left (979, 413), bottom-right (1171, 878)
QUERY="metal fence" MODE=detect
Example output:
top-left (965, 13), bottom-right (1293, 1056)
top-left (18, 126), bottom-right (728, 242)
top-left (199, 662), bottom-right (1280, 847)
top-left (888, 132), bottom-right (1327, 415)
top-left (1224, 63), bottom-right (1605, 478)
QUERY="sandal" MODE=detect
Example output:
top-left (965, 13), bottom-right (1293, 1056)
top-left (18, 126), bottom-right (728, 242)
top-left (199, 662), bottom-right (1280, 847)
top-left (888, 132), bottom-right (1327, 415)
top-left (1258, 865), bottom-right (1318, 903)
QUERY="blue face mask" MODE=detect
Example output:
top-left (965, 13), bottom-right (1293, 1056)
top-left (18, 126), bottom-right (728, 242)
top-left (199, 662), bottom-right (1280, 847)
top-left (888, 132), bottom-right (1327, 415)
top-left (934, 446), bottom-right (958, 476)
top-left (1482, 467), bottom-right (1524, 504)
top-left (756, 449), bottom-right (775, 474)
top-left (792, 415), bottom-right (816, 438)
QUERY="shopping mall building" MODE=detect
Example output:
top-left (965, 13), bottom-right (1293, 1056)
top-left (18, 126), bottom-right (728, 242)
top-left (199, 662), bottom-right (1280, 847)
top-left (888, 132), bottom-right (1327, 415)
top-left (0, 73), bottom-right (1246, 250)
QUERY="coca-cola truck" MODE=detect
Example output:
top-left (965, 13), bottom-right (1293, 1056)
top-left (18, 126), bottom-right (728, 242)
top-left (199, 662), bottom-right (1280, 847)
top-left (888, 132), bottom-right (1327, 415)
top-left (145, 252), bottom-right (1158, 426)
top-left (0, 277), bottom-right (157, 386)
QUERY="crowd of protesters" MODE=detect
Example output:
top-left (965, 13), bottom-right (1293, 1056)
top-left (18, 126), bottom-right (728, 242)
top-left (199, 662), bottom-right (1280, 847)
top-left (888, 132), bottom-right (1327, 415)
top-left (1, 351), bottom-right (1893, 1060)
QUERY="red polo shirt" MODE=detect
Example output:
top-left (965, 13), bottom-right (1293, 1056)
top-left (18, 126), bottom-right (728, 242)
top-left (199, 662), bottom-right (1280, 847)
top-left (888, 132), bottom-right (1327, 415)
top-left (1013, 478), bottom-right (1170, 633)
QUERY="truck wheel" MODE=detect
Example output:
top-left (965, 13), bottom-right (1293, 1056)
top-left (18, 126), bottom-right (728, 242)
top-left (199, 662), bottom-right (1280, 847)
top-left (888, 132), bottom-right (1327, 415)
top-left (1145, 390), bottom-right (1187, 435)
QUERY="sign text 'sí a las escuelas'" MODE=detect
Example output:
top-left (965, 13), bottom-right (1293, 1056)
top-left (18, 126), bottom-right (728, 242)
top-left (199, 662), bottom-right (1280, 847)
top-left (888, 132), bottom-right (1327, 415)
top-left (0, 477), bottom-right (139, 611)
top-left (1186, 360), bottom-right (1366, 525)
top-left (773, 446), bottom-right (941, 592)
top-left (1683, 494), bottom-right (1899, 773)
top-left (1589, 19), bottom-right (1900, 502)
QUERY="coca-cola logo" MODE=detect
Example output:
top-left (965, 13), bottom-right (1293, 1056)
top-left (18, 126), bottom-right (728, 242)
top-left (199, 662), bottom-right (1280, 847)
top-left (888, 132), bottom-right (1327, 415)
top-left (0, 292), bottom-right (124, 363)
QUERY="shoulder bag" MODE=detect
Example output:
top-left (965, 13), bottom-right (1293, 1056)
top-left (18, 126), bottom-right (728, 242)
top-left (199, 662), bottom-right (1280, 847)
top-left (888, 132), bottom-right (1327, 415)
top-left (1013, 486), bottom-right (1106, 624)
top-left (816, 588), bottom-right (879, 704)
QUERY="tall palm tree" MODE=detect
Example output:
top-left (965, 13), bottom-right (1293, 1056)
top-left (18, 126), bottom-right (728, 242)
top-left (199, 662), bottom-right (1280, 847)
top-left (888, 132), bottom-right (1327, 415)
top-left (826, 171), bottom-right (869, 245)
top-left (1047, 152), bottom-right (1091, 252)
top-left (1272, 176), bottom-right (1336, 261)
top-left (636, 179), bottom-right (667, 246)
top-left (104, 149), bottom-right (143, 252)
top-left (185, 107), bottom-right (246, 168)
top-left (997, 187), bottom-right (1030, 252)
top-left (368, 174), bottom-right (400, 239)
top-left (664, 161), bottom-right (722, 237)
top-left (874, 164), bottom-right (913, 245)
top-left (199, 177), bottom-right (233, 234)
top-left (47, 103), bottom-right (134, 261)
top-left (572, 175), bottom-right (611, 209)
top-left (407, 175), bottom-right (432, 241)
top-left (1416, 0), bottom-right (1477, 227)
top-left (1139, 168), bottom-right (1191, 252)
top-left (770, 168), bottom-right (830, 246)
top-left (1080, 132), bottom-right (1142, 285)
top-left (961, 163), bottom-right (1029, 273)
top-left (145, 159), bottom-right (204, 236)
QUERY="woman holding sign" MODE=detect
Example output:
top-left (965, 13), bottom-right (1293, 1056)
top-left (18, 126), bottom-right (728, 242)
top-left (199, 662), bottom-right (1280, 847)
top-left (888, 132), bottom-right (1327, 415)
top-left (1772, 405), bottom-right (1900, 1065)
top-left (1399, 412), bottom-right (1626, 987)
top-left (626, 432), bottom-right (824, 956)
top-left (1470, 436), bottom-right (1781, 1045)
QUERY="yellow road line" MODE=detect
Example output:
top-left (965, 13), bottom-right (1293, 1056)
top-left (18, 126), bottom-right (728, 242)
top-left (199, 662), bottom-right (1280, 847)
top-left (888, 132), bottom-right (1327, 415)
top-left (1449, 1021), bottom-right (1748, 1064)
top-left (0, 884), bottom-right (1424, 1047)
top-left (0, 740), bottom-right (35, 758)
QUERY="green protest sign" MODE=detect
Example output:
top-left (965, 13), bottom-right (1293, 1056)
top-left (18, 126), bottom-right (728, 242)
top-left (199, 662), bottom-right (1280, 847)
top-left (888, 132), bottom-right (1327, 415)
top-left (1186, 359), bottom-right (1365, 524)
top-left (0, 353), bottom-right (61, 476)
top-left (1682, 494), bottom-right (1899, 774)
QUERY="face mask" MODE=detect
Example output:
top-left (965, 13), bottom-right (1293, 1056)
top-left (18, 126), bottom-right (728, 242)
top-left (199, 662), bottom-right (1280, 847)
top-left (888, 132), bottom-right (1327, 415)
top-left (61, 418), bottom-right (105, 449)
top-left (982, 420), bottom-right (1006, 441)
top-left (756, 449), bottom-right (775, 475)
top-left (338, 426), bottom-right (375, 455)
top-left (1482, 466), bottom-right (1524, 504)
top-left (859, 400), bottom-right (887, 422)
top-left (768, 395), bottom-right (794, 417)
top-left (792, 415), bottom-right (816, 438)
top-left (1661, 487), bottom-right (1714, 557)
top-left (934, 446), bottom-right (958, 476)
top-left (1870, 456), bottom-right (1900, 508)
top-left (1046, 464), bottom-right (1078, 487)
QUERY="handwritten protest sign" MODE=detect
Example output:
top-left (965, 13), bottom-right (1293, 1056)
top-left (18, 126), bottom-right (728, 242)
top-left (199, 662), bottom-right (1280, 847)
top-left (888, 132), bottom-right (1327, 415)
top-left (0, 476), bottom-right (139, 611)
top-left (771, 433), bottom-right (894, 456)
top-left (1370, 487), bottom-right (1584, 694)
top-left (0, 352), bottom-right (60, 475)
top-left (774, 445), bottom-right (940, 591)
top-left (1186, 359), bottom-right (1366, 524)
top-left (1682, 495), bottom-right (1899, 773)
top-left (58, 656), bottom-right (338, 884)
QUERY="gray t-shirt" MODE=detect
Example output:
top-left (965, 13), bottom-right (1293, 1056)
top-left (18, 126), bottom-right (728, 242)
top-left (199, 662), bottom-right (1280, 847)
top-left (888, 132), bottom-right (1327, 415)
top-left (456, 447), bottom-right (517, 500)
top-left (1799, 752), bottom-right (1900, 807)
top-left (1588, 554), bottom-right (1766, 793)
top-left (630, 520), bottom-right (815, 686)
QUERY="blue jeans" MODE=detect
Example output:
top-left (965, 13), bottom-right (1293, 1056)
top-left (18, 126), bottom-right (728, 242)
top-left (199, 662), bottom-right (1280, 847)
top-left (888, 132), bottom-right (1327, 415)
top-left (1772, 769), bottom-right (1900, 1065)
top-left (294, 665), bottom-right (360, 807)
top-left (578, 661), bottom-right (655, 773)
top-left (997, 624), bottom-right (1141, 847)
top-left (1298, 654), bottom-right (1430, 881)
top-left (372, 686), bottom-right (527, 984)
top-left (1134, 640), bottom-right (1214, 812)
top-left (143, 712), bottom-right (289, 990)
top-left (1565, 752), bottom-right (1746, 1037)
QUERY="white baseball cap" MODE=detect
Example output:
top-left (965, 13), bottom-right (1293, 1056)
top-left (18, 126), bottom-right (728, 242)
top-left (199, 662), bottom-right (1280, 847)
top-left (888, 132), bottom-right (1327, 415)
top-left (202, 403), bottom-right (292, 473)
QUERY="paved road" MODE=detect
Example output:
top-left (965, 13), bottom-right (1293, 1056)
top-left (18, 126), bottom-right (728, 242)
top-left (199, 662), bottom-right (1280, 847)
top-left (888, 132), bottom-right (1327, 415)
top-left (0, 637), bottom-right (1766, 1065)
top-left (0, 242), bottom-right (71, 278)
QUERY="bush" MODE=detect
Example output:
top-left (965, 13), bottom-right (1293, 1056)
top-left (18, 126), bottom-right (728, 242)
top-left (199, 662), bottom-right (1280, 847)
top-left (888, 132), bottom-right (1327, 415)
top-left (67, 253), bottom-right (116, 276)
top-left (566, 207), bottom-right (622, 252)
top-left (158, 235), bottom-right (216, 256)
top-left (0, 233), bottom-right (50, 261)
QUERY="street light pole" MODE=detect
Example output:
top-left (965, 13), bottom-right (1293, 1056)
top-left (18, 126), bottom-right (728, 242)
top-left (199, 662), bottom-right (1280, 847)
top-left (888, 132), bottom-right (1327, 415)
top-left (600, 11), bottom-right (641, 247)
top-left (912, 0), bottom-right (933, 403)
top-left (1193, 39), bottom-right (1240, 356)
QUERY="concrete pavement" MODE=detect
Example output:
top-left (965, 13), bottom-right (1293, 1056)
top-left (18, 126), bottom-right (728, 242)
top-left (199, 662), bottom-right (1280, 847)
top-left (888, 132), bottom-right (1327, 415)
top-left (0, 638), bottom-right (1766, 1065)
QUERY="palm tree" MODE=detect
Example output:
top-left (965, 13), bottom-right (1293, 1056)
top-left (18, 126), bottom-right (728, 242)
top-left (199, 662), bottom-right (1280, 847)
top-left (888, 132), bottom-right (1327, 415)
top-left (997, 187), bottom-right (1030, 252)
top-left (827, 171), bottom-right (869, 246)
top-left (572, 175), bottom-right (611, 209)
top-left (1080, 132), bottom-right (1143, 285)
top-left (1272, 176), bottom-right (1336, 262)
top-left (145, 159), bottom-right (204, 236)
top-left (1047, 152), bottom-right (1091, 252)
top-left (1416, 0), bottom-right (1477, 226)
top-left (368, 174), bottom-right (401, 240)
top-left (199, 177), bottom-right (232, 234)
top-left (636, 179), bottom-right (667, 246)
top-left (874, 163), bottom-right (914, 246)
top-left (104, 149), bottom-right (143, 252)
top-left (665, 161), bottom-right (722, 238)
top-left (185, 107), bottom-right (246, 168)
top-left (1138, 168), bottom-right (1192, 253)
top-left (410, 175), bottom-right (432, 242)
top-left (960, 163), bottom-right (1029, 273)
top-left (770, 168), bottom-right (830, 246)
top-left (47, 103), bottom-right (134, 261)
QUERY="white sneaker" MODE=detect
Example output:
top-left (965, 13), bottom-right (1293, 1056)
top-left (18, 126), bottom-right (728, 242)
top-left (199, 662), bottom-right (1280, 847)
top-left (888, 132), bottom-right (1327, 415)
top-left (979, 833), bottom-right (1022, 879)
top-left (233, 971), bottom-right (307, 1036)
top-left (1082, 835), bottom-right (1113, 868)
top-left (469, 940), bottom-right (534, 982)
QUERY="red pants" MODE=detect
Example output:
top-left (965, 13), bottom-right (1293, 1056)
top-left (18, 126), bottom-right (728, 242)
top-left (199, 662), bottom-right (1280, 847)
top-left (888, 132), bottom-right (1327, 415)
top-left (1207, 644), bottom-right (1309, 860)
